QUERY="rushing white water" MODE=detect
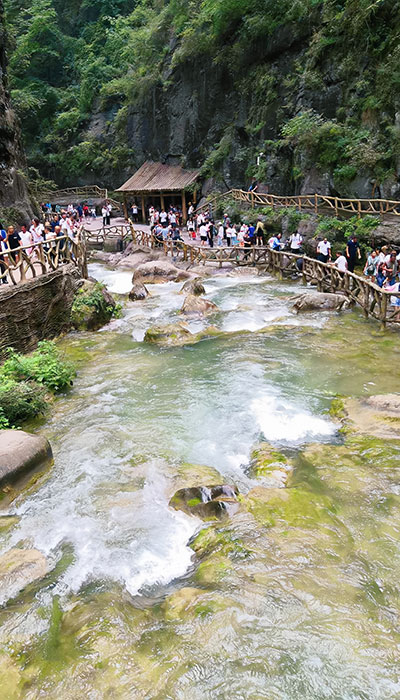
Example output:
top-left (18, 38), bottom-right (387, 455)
top-left (2, 265), bottom-right (337, 601)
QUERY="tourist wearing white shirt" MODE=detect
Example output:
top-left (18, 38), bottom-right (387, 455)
top-left (289, 232), bottom-right (303, 251)
top-left (317, 238), bottom-right (331, 263)
top-left (334, 252), bottom-right (348, 273)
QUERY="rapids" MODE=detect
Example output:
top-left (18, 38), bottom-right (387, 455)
top-left (0, 264), bottom-right (399, 698)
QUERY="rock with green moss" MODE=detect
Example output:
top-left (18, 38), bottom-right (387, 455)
top-left (173, 462), bottom-right (225, 490)
top-left (143, 323), bottom-right (222, 347)
top-left (244, 485), bottom-right (336, 529)
top-left (249, 441), bottom-right (293, 487)
top-left (71, 280), bottom-right (118, 331)
top-left (0, 548), bottom-right (48, 605)
top-left (169, 484), bottom-right (239, 520)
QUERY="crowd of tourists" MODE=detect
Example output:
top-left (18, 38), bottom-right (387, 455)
top-left (0, 206), bottom-right (89, 284)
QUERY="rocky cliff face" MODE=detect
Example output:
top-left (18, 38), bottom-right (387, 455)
top-left (0, 0), bottom-right (31, 223)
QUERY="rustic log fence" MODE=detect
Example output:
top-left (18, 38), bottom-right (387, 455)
top-left (0, 227), bottom-right (87, 285)
top-left (37, 185), bottom-right (120, 209)
top-left (197, 188), bottom-right (400, 219)
top-left (94, 221), bottom-right (397, 328)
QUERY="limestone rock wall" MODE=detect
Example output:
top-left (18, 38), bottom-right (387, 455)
top-left (0, 0), bottom-right (32, 223)
top-left (0, 265), bottom-right (81, 358)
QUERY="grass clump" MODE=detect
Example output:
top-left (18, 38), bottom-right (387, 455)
top-left (0, 341), bottom-right (76, 428)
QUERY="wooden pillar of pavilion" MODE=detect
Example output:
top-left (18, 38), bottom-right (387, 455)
top-left (141, 194), bottom-right (146, 223)
top-left (160, 192), bottom-right (165, 211)
top-left (122, 194), bottom-right (128, 221)
top-left (181, 189), bottom-right (187, 223)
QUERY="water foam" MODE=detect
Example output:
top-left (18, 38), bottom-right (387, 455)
top-left (251, 394), bottom-right (335, 444)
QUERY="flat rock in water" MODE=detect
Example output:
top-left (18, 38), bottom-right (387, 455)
top-left (180, 294), bottom-right (219, 316)
top-left (0, 430), bottom-right (53, 487)
top-left (291, 292), bottom-right (350, 312)
top-left (249, 441), bottom-right (293, 487)
top-left (0, 548), bottom-right (48, 604)
top-left (343, 394), bottom-right (400, 439)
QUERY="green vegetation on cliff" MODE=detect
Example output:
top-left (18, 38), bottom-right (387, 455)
top-left (4, 0), bottom-right (400, 197)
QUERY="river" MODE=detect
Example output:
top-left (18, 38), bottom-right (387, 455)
top-left (0, 263), bottom-right (399, 698)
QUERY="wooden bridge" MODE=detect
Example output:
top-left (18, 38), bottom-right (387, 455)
top-left (198, 188), bottom-right (400, 220)
top-left (84, 222), bottom-right (400, 328)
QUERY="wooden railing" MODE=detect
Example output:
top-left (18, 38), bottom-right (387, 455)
top-left (84, 224), bottom-right (132, 249)
top-left (197, 188), bottom-right (400, 219)
top-left (88, 222), bottom-right (397, 328)
top-left (0, 227), bottom-right (87, 286)
top-left (38, 185), bottom-right (121, 209)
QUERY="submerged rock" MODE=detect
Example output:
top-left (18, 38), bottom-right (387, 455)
top-left (342, 394), bottom-right (400, 439)
top-left (244, 485), bottom-right (336, 529)
top-left (249, 441), bottom-right (293, 487)
top-left (180, 277), bottom-right (206, 296)
top-left (71, 279), bottom-right (117, 331)
top-left (143, 323), bottom-right (222, 347)
top-left (0, 548), bottom-right (48, 604)
top-left (170, 484), bottom-right (239, 520)
top-left (129, 282), bottom-right (149, 301)
top-left (0, 430), bottom-right (53, 487)
top-left (291, 292), bottom-right (350, 312)
top-left (180, 294), bottom-right (219, 316)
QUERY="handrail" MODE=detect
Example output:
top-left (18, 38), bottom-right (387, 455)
top-left (0, 226), bottom-right (87, 285)
top-left (196, 188), bottom-right (400, 219)
top-left (38, 186), bottom-right (121, 209)
top-left (89, 222), bottom-right (397, 328)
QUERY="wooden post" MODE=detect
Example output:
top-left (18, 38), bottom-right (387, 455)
top-left (123, 195), bottom-right (128, 221)
top-left (141, 194), bottom-right (146, 224)
top-left (160, 192), bottom-right (165, 211)
top-left (314, 193), bottom-right (318, 214)
top-left (358, 200), bottom-right (362, 219)
top-left (251, 191), bottom-right (254, 209)
top-left (335, 197), bottom-right (338, 216)
top-left (181, 190), bottom-right (187, 223)
top-left (380, 293), bottom-right (387, 329)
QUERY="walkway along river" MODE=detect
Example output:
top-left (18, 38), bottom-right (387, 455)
top-left (0, 264), bottom-right (400, 698)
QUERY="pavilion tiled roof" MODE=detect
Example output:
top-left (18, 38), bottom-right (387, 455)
top-left (116, 161), bottom-right (200, 193)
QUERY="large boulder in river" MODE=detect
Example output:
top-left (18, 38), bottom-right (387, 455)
top-left (133, 260), bottom-right (191, 284)
top-left (180, 277), bottom-right (206, 296)
top-left (71, 279), bottom-right (117, 330)
top-left (0, 548), bottom-right (48, 605)
top-left (170, 484), bottom-right (239, 520)
top-left (291, 291), bottom-right (350, 312)
top-left (129, 282), bottom-right (149, 301)
top-left (180, 294), bottom-right (219, 316)
top-left (0, 430), bottom-right (53, 487)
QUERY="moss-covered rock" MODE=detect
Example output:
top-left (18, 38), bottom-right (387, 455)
top-left (143, 323), bottom-right (222, 347)
top-left (249, 441), bottom-right (293, 487)
top-left (342, 394), bottom-right (400, 440)
top-left (244, 485), bottom-right (336, 529)
top-left (71, 280), bottom-right (118, 331)
top-left (169, 484), bottom-right (239, 520)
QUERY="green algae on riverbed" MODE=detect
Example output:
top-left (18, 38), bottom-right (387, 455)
top-left (1, 272), bottom-right (400, 698)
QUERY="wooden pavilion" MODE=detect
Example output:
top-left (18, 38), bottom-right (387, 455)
top-left (116, 161), bottom-right (200, 223)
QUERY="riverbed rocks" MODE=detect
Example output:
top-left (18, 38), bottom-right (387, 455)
top-left (291, 291), bottom-right (351, 312)
top-left (249, 441), bottom-right (293, 487)
top-left (170, 484), bottom-right (239, 520)
top-left (180, 294), bottom-right (219, 316)
top-left (129, 282), bottom-right (149, 301)
top-left (180, 277), bottom-right (206, 296)
top-left (342, 393), bottom-right (400, 439)
top-left (133, 260), bottom-right (191, 284)
top-left (71, 279), bottom-right (117, 331)
top-left (0, 548), bottom-right (48, 605)
top-left (0, 430), bottom-right (53, 487)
